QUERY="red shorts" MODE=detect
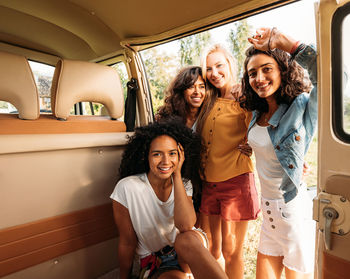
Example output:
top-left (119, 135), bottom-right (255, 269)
top-left (200, 173), bottom-right (260, 221)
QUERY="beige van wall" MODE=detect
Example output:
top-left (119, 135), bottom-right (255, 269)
top-left (0, 138), bottom-right (126, 229)
top-left (2, 238), bottom-right (119, 279)
top-left (0, 132), bottom-right (128, 277)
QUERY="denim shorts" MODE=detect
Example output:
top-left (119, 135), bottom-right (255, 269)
top-left (139, 228), bottom-right (209, 279)
top-left (139, 246), bottom-right (181, 279)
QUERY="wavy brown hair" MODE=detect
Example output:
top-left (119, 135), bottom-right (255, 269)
top-left (240, 46), bottom-right (312, 113)
top-left (156, 66), bottom-right (205, 124)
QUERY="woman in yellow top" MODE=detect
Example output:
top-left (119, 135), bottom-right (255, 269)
top-left (197, 44), bottom-right (260, 279)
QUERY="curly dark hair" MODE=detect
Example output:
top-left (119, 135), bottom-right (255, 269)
top-left (240, 46), bottom-right (312, 113)
top-left (156, 66), bottom-right (204, 124)
top-left (119, 118), bottom-right (203, 203)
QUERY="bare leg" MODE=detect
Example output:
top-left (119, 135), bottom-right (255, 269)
top-left (256, 252), bottom-right (284, 279)
top-left (285, 267), bottom-right (313, 279)
top-left (221, 220), bottom-right (248, 279)
top-left (175, 230), bottom-right (228, 279)
top-left (199, 213), bottom-right (212, 250)
top-left (208, 214), bottom-right (222, 259)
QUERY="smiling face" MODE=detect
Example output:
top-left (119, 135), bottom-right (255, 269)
top-left (147, 135), bottom-right (179, 182)
top-left (206, 51), bottom-right (232, 90)
top-left (183, 76), bottom-right (206, 109)
top-left (247, 53), bottom-right (281, 100)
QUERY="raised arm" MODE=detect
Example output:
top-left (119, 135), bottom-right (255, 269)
top-left (248, 27), bottom-right (298, 53)
top-left (173, 143), bottom-right (196, 232)
top-left (112, 201), bottom-right (137, 279)
top-left (249, 27), bottom-right (318, 153)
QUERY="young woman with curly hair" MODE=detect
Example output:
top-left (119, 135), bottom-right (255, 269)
top-left (110, 119), bottom-right (227, 279)
top-left (241, 27), bottom-right (317, 279)
top-left (195, 43), bottom-right (260, 279)
top-left (157, 66), bottom-right (206, 130)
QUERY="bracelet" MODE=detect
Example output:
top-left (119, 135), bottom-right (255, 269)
top-left (268, 27), bottom-right (276, 51)
top-left (290, 41), bottom-right (300, 54)
top-left (290, 43), bottom-right (306, 60)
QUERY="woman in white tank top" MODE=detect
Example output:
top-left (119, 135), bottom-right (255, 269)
top-left (240, 28), bottom-right (317, 279)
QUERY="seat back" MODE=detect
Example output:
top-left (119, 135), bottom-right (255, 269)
top-left (51, 59), bottom-right (124, 120)
top-left (0, 51), bottom-right (39, 120)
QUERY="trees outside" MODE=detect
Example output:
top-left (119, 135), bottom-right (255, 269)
top-left (179, 31), bottom-right (211, 67)
top-left (32, 71), bottom-right (52, 111)
top-left (141, 48), bottom-right (178, 113)
top-left (141, 20), bottom-right (251, 112)
top-left (112, 62), bottom-right (129, 100)
top-left (141, 31), bottom-right (211, 113)
top-left (227, 19), bottom-right (252, 79)
top-left (344, 96), bottom-right (350, 132)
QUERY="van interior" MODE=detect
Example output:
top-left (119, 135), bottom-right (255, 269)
top-left (1, 0), bottom-right (350, 278)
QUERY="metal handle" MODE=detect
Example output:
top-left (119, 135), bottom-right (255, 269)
top-left (323, 207), bottom-right (339, 250)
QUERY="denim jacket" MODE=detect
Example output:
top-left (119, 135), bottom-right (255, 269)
top-left (247, 44), bottom-right (317, 203)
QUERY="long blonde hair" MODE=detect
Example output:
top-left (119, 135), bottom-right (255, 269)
top-left (196, 44), bottom-right (238, 134)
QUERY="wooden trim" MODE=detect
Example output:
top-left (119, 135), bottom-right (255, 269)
top-left (0, 114), bottom-right (126, 134)
top-left (0, 203), bottom-right (118, 277)
top-left (323, 251), bottom-right (350, 279)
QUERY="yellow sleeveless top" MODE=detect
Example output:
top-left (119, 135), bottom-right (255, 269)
top-left (201, 98), bottom-right (253, 182)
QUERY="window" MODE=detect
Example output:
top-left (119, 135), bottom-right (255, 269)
top-left (140, 0), bottom-right (316, 115)
top-left (111, 61), bottom-right (128, 101)
top-left (29, 61), bottom-right (55, 113)
top-left (0, 101), bottom-right (16, 113)
top-left (138, 2), bottom-right (317, 277)
top-left (342, 14), bottom-right (350, 134)
top-left (140, 1), bottom-right (318, 188)
top-left (332, 1), bottom-right (350, 142)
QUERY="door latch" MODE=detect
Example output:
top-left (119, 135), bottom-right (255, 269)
top-left (323, 207), bottom-right (338, 250)
top-left (313, 192), bottom-right (350, 250)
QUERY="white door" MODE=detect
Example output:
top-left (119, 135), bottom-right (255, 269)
top-left (314, 0), bottom-right (350, 278)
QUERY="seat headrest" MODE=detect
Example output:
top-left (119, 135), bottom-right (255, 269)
top-left (51, 59), bottom-right (124, 120)
top-left (0, 51), bottom-right (39, 120)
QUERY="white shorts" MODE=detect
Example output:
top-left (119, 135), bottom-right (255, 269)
top-left (258, 186), bottom-right (315, 273)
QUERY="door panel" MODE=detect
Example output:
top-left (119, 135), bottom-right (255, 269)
top-left (1, 239), bottom-right (118, 279)
top-left (0, 131), bottom-right (128, 278)
top-left (316, 0), bottom-right (350, 278)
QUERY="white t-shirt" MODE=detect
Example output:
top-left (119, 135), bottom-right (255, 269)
top-left (110, 173), bottom-right (193, 257)
top-left (248, 124), bottom-right (284, 199)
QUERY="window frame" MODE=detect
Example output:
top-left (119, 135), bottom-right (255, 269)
top-left (331, 1), bottom-right (350, 143)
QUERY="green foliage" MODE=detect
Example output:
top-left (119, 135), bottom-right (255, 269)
top-left (111, 62), bottom-right (128, 100)
top-left (179, 31), bottom-right (211, 66)
top-left (0, 101), bottom-right (7, 109)
top-left (141, 48), bottom-right (178, 112)
top-left (227, 19), bottom-right (252, 79)
top-left (344, 96), bottom-right (350, 132)
top-left (344, 96), bottom-right (350, 115)
top-left (37, 76), bottom-right (51, 97)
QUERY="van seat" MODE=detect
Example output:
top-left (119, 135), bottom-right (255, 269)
top-left (51, 59), bottom-right (124, 120)
top-left (0, 51), bottom-right (39, 120)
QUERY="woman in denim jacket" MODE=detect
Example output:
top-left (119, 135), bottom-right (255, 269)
top-left (240, 27), bottom-right (317, 279)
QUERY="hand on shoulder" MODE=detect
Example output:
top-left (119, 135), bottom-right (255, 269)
top-left (231, 83), bottom-right (242, 101)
